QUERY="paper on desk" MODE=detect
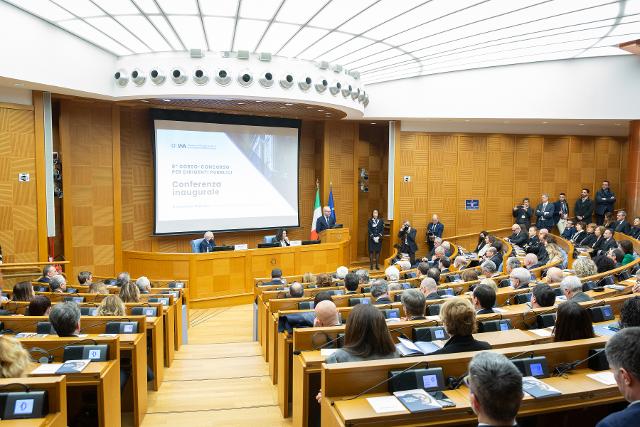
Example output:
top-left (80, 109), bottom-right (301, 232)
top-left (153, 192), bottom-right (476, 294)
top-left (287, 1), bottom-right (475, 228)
top-left (587, 371), bottom-right (616, 385)
top-left (529, 328), bottom-right (553, 337)
top-left (31, 363), bottom-right (63, 374)
top-left (366, 396), bottom-right (407, 414)
top-left (320, 348), bottom-right (338, 356)
top-left (492, 307), bottom-right (507, 313)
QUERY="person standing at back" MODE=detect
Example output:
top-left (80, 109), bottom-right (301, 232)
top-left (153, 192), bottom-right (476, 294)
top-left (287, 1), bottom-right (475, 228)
top-left (575, 188), bottom-right (594, 224)
top-left (535, 194), bottom-right (555, 230)
top-left (595, 180), bottom-right (616, 225)
top-left (512, 198), bottom-right (533, 230)
top-left (426, 214), bottom-right (444, 254)
top-left (367, 209), bottom-right (384, 270)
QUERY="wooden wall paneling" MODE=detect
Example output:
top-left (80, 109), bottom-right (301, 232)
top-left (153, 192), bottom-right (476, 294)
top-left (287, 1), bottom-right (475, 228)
top-left (513, 136), bottom-right (544, 206)
top-left (541, 136), bottom-right (570, 199)
top-left (112, 105), bottom-right (122, 271)
top-left (568, 136), bottom-right (596, 201)
top-left (485, 135), bottom-right (515, 229)
top-left (456, 135), bottom-right (487, 235)
top-left (618, 138), bottom-right (629, 212)
top-left (428, 135), bottom-right (458, 237)
top-left (33, 92), bottom-right (48, 262)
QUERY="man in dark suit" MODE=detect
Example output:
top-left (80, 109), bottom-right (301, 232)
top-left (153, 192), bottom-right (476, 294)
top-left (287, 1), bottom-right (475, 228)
top-left (601, 228), bottom-right (618, 255)
top-left (199, 231), bottom-right (216, 253)
top-left (473, 284), bottom-right (496, 315)
top-left (614, 210), bottom-right (631, 235)
top-left (264, 268), bottom-right (285, 286)
top-left (596, 328), bottom-right (640, 427)
top-left (507, 223), bottom-right (528, 247)
top-left (343, 273), bottom-right (359, 295)
top-left (561, 276), bottom-right (593, 302)
top-left (553, 192), bottom-right (569, 227)
top-left (398, 220), bottom-right (418, 265)
top-left (419, 277), bottom-right (441, 300)
top-left (595, 180), bottom-right (616, 225)
top-left (426, 214), bottom-right (444, 253)
top-left (401, 289), bottom-right (427, 321)
top-left (315, 206), bottom-right (335, 235)
top-left (37, 265), bottom-right (56, 283)
top-left (512, 198), bottom-right (533, 229)
top-left (535, 194), bottom-right (555, 229)
top-left (561, 219), bottom-right (577, 240)
top-left (371, 280), bottom-right (392, 305)
top-left (631, 217), bottom-right (640, 239)
top-left (467, 352), bottom-right (523, 427)
top-left (574, 188), bottom-right (594, 224)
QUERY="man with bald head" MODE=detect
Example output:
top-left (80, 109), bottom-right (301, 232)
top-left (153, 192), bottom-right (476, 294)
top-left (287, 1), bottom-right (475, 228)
top-left (316, 206), bottom-right (335, 235)
top-left (545, 267), bottom-right (564, 284)
top-left (419, 277), bottom-right (440, 300)
top-left (524, 253), bottom-right (542, 270)
top-left (313, 300), bottom-right (341, 327)
top-left (199, 231), bottom-right (216, 253)
top-left (507, 223), bottom-right (528, 247)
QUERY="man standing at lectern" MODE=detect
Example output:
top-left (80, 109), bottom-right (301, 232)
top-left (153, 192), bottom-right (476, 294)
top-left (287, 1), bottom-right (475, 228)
top-left (316, 206), bottom-right (335, 235)
top-left (199, 231), bottom-right (216, 253)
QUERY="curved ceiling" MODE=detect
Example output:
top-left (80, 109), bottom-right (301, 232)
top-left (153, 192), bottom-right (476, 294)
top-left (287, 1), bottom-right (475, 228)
top-left (3, 0), bottom-right (640, 85)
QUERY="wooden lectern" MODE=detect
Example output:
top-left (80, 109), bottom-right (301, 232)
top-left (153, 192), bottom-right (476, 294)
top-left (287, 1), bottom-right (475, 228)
top-left (318, 227), bottom-right (350, 243)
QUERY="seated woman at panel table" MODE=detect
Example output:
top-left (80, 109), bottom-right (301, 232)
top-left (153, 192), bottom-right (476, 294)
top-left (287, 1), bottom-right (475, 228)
top-left (619, 240), bottom-right (636, 265)
top-left (27, 295), bottom-right (51, 316)
top-left (97, 294), bottom-right (126, 316)
top-left (274, 228), bottom-right (290, 247)
top-left (12, 281), bottom-right (35, 302)
top-left (0, 335), bottom-right (31, 378)
top-left (553, 301), bottom-right (594, 342)
top-left (430, 297), bottom-right (491, 355)
top-left (119, 281), bottom-right (140, 303)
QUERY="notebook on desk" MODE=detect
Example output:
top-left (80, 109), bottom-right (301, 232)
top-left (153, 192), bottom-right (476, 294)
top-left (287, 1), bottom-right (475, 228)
top-left (393, 389), bottom-right (442, 413)
top-left (396, 337), bottom-right (441, 356)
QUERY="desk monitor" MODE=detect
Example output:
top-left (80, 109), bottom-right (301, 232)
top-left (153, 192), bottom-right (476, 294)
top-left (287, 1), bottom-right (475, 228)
top-left (302, 240), bottom-right (321, 245)
top-left (414, 326), bottom-right (449, 342)
top-left (512, 356), bottom-right (549, 378)
top-left (349, 298), bottom-right (370, 307)
top-left (80, 307), bottom-right (98, 316)
top-left (388, 367), bottom-right (445, 393)
top-left (211, 245), bottom-right (234, 252)
top-left (0, 391), bottom-right (47, 420)
top-left (514, 293), bottom-right (532, 305)
top-left (63, 344), bottom-right (109, 362)
top-left (106, 321), bottom-right (138, 334)
top-left (536, 313), bottom-right (556, 328)
top-left (427, 304), bottom-right (442, 316)
top-left (589, 305), bottom-right (615, 323)
top-left (36, 322), bottom-right (56, 335)
top-left (383, 309), bottom-right (400, 319)
top-left (480, 319), bottom-right (513, 332)
top-left (64, 296), bottom-right (84, 303)
top-left (257, 242), bottom-right (281, 248)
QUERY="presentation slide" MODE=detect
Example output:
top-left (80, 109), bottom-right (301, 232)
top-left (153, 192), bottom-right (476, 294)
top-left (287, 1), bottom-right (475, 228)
top-left (154, 119), bottom-right (299, 234)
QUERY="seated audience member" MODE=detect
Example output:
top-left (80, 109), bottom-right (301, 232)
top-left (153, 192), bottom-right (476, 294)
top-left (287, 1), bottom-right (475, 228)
top-left (479, 278), bottom-right (498, 292)
top-left (97, 294), bottom-right (126, 316)
top-left (417, 262), bottom-right (431, 278)
top-left (609, 248), bottom-right (625, 267)
top-left (302, 272), bottom-right (315, 284)
top-left (335, 266), bottom-right (349, 280)
top-left (396, 260), bottom-right (412, 271)
top-left (313, 300), bottom-right (341, 327)
top-left (472, 284), bottom-right (496, 314)
top-left (560, 275), bottom-right (593, 302)
top-left (538, 228), bottom-right (549, 240)
top-left (619, 240), bottom-right (636, 265)
top-left (545, 267), bottom-right (564, 284)
top-left (116, 271), bottom-right (131, 287)
top-left (401, 289), bottom-right (426, 320)
top-left (325, 304), bottom-right (398, 363)
top-left (119, 281), bottom-right (140, 303)
top-left (49, 302), bottom-right (81, 337)
top-left (614, 210), bottom-right (632, 235)
top-left (431, 246), bottom-right (446, 263)
top-left (599, 228), bottom-right (618, 256)
top-left (604, 211), bottom-right (616, 230)
top-left (467, 352), bottom-right (523, 427)
top-left (543, 235), bottom-right (564, 266)
top-left (453, 256), bottom-right (469, 271)
top-left (37, 264), bottom-right (56, 283)
top-left (388, 282), bottom-right (403, 292)
top-left (594, 254), bottom-right (616, 273)
top-left (199, 231), bottom-right (216, 252)
top-left (315, 273), bottom-right (332, 288)
top-left (371, 280), bottom-right (391, 305)
top-left (419, 277), bottom-right (440, 300)
top-left (426, 267), bottom-right (441, 284)
top-left (505, 257), bottom-right (521, 274)
top-left (343, 273), bottom-right (359, 294)
top-left (442, 241), bottom-right (453, 257)
top-left (589, 225), bottom-right (607, 255)
top-left (265, 268), bottom-right (284, 286)
top-left (631, 216), bottom-right (640, 239)
top-left (561, 219), bottom-right (577, 240)
top-left (596, 328), bottom-right (640, 427)
top-left (438, 257), bottom-right (451, 273)
top-left (553, 301), bottom-right (594, 342)
top-left (274, 228), bottom-right (290, 247)
top-left (27, 295), bottom-right (51, 316)
top-left (579, 222), bottom-right (598, 248)
top-left (480, 260), bottom-right (497, 278)
top-left (288, 282), bottom-right (304, 298)
top-left (0, 336), bottom-right (31, 378)
top-left (573, 256), bottom-right (598, 277)
top-left (461, 269), bottom-right (479, 283)
top-left (524, 253), bottom-right (541, 270)
top-left (354, 269), bottom-right (369, 285)
top-left (484, 247), bottom-right (502, 270)
top-left (49, 275), bottom-right (67, 293)
top-left (475, 231), bottom-right (490, 254)
top-left (313, 291), bottom-right (332, 307)
top-left (509, 267), bottom-right (531, 290)
top-left (89, 282), bottom-right (108, 294)
top-left (531, 283), bottom-right (556, 308)
top-left (430, 298), bottom-right (491, 355)
top-left (385, 266), bottom-right (400, 284)
top-left (12, 281), bottom-right (34, 301)
top-left (78, 270), bottom-right (92, 286)
top-left (136, 276), bottom-right (151, 294)
top-left (507, 223), bottom-right (528, 246)
top-left (523, 226), bottom-right (540, 253)
top-left (571, 221), bottom-right (587, 245)
top-left (619, 297), bottom-right (640, 328)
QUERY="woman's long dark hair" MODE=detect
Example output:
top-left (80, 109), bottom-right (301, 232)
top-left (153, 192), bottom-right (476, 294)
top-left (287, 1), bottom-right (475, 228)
top-left (12, 281), bottom-right (34, 302)
top-left (476, 231), bottom-right (488, 248)
top-left (343, 304), bottom-right (396, 358)
top-left (553, 301), bottom-right (594, 342)
top-left (275, 228), bottom-right (285, 241)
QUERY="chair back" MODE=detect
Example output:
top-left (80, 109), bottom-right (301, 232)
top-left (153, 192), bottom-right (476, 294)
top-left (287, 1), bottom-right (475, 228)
top-left (263, 235), bottom-right (276, 244)
top-left (191, 238), bottom-right (204, 253)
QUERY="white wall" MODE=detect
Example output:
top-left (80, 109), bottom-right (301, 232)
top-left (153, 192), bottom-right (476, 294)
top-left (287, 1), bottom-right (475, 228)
top-left (365, 55), bottom-right (640, 121)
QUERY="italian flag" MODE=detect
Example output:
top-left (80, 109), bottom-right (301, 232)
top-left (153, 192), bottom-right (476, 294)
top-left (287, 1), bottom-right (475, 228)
top-left (310, 185), bottom-right (321, 240)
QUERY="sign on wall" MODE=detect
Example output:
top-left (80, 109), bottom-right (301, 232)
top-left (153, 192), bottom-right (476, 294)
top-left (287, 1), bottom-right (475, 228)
top-left (465, 199), bottom-right (480, 210)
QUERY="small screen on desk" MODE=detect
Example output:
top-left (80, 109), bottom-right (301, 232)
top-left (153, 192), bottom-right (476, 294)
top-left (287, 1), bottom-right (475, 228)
top-left (14, 399), bottom-right (34, 415)
top-left (124, 324), bottom-right (134, 333)
top-left (388, 310), bottom-right (398, 318)
top-left (603, 307), bottom-right (612, 317)
top-left (499, 322), bottom-right (509, 331)
top-left (434, 329), bottom-right (445, 339)
top-left (361, 299), bottom-right (369, 304)
top-left (422, 374), bottom-right (438, 389)
top-left (529, 363), bottom-right (544, 377)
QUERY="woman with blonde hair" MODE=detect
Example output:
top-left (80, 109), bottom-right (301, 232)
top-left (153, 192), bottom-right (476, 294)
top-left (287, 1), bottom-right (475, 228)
top-left (119, 281), bottom-right (140, 303)
top-left (97, 294), bottom-right (126, 316)
top-left (573, 256), bottom-right (597, 278)
top-left (89, 282), bottom-right (109, 294)
top-left (0, 335), bottom-right (31, 378)
top-left (430, 297), bottom-right (491, 355)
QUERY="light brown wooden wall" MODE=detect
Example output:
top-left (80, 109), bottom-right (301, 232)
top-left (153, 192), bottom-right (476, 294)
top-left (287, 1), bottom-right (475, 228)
top-left (0, 104), bottom-right (39, 263)
top-left (396, 132), bottom-right (628, 251)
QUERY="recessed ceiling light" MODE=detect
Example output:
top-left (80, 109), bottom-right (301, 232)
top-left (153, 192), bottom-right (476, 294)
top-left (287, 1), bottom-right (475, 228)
top-left (285, 103), bottom-right (293, 106)
top-left (163, 99), bottom-right (171, 102)
top-left (371, 122), bottom-right (376, 125)
top-left (14, 83), bottom-right (24, 87)
top-left (237, 102), bottom-right (245, 105)
top-left (141, 100), bottom-right (149, 103)
top-left (255, 100), bottom-right (263, 103)
top-left (579, 123), bottom-right (585, 126)
top-left (317, 109), bottom-right (324, 112)
top-left (542, 121), bottom-right (548, 124)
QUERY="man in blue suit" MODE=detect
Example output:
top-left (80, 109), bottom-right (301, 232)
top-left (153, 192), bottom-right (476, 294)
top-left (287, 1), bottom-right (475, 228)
top-left (595, 180), bottom-right (616, 225)
top-left (199, 231), bottom-right (216, 253)
top-left (315, 206), bottom-right (335, 235)
top-left (426, 214), bottom-right (444, 253)
top-left (535, 194), bottom-right (555, 230)
top-left (597, 327), bottom-right (640, 427)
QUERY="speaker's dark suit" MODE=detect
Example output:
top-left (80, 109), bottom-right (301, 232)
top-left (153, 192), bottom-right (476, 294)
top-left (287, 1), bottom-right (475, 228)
top-left (535, 202), bottom-right (555, 229)
top-left (595, 188), bottom-right (616, 224)
top-left (574, 197), bottom-right (593, 223)
top-left (316, 215), bottom-right (336, 235)
top-left (508, 231), bottom-right (528, 247)
top-left (553, 200), bottom-right (569, 224)
top-left (614, 220), bottom-right (631, 235)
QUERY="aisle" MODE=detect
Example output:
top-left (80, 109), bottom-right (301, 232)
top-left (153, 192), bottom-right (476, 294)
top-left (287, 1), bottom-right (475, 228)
top-left (138, 304), bottom-right (291, 426)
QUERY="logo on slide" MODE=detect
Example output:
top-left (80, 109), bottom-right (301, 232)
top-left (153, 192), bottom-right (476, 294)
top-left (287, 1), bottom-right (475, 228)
top-left (171, 143), bottom-right (187, 149)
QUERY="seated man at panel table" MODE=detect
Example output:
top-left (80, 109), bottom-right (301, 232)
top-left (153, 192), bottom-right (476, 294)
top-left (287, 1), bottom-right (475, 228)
top-left (49, 275), bottom-right (67, 293)
top-left (485, 247), bottom-right (503, 270)
top-left (264, 268), bottom-right (285, 286)
top-left (467, 352), bottom-right (523, 427)
top-left (288, 282), bottom-right (304, 298)
top-left (507, 223), bottom-right (528, 247)
top-left (199, 231), bottom-right (216, 253)
top-left (596, 328), bottom-right (640, 427)
top-left (77, 271), bottom-right (93, 286)
top-left (480, 260), bottom-right (498, 279)
top-left (524, 253), bottom-right (542, 270)
top-left (343, 273), bottom-right (360, 295)
top-left (417, 262), bottom-right (430, 278)
top-left (544, 266), bottom-right (564, 285)
top-left (401, 289), bottom-right (426, 321)
top-left (505, 257), bottom-right (521, 275)
top-left (49, 301), bottom-right (81, 337)
top-left (530, 283), bottom-right (556, 308)
top-left (37, 264), bottom-right (57, 283)
top-left (560, 275), bottom-right (593, 303)
top-left (419, 277), bottom-right (440, 300)
top-left (371, 280), bottom-right (392, 305)
top-left (315, 206), bottom-right (336, 235)
top-left (438, 257), bottom-right (451, 273)
top-left (509, 267), bottom-right (532, 290)
top-left (473, 284), bottom-right (496, 315)
top-left (136, 276), bottom-right (151, 294)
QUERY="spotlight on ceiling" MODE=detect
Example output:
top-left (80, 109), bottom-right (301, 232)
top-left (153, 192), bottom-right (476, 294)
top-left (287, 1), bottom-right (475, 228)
top-left (363, 95), bottom-right (369, 107)
top-left (258, 52), bottom-right (272, 62)
top-left (114, 69), bottom-right (128, 87)
top-left (358, 91), bottom-right (366, 102)
top-left (329, 81), bottom-right (342, 96)
top-left (341, 84), bottom-right (352, 98)
top-left (351, 88), bottom-right (360, 100)
top-left (318, 61), bottom-right (329, 70)
top-left (314, 78), bottom-right (328, 93)
top-left (298, 76), bottom-right (312, 91)
top-left (332, 64), bottom-right (343, 73)
top-left (131, 69), bottom-right (146, 86)
top-left (193, 68), bottom-right (209, 85)
top-left (171, 68), bottom-right (187, 84)
top-left (349, 70), bottom-right (360, 80)
top-left (259, 72), bottom-right (274, 88)
top-left (215, 69), bottom-right (231, 86)
top-left (279, 74), bottom-right (294, 89)
top-left (149, 68), bottom-right (165, 85)
top-left (237, 69), bottom-right (253, 87)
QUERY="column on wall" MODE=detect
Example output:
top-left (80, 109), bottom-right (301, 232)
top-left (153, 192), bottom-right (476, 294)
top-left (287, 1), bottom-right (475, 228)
top-left (627, 121), bottom-right (640, 216)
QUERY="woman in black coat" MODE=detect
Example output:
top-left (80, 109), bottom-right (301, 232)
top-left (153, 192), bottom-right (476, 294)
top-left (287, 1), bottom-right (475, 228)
top-left (368, 209), bottom-right (384, 270)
